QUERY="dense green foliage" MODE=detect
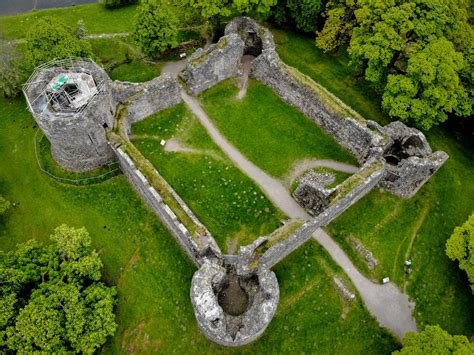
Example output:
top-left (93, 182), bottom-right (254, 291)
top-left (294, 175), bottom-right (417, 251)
top-left (0, 225), bottom-right (116, 352)
top-left (200, 80), bottom-right (357, 178)
top-left (394, 325), bottom-right (474, 354)
top-left (316, 0), bottom-right (473, 129)
top-left (0, 196), bottom-right (10, 215)
top-left (274, 28), bottom-right (474, 335)
top-left (185, 0), bottom-right (276, 21)
top-left (103, 0), bottom-right (138, 9)
top-left (446, 214), bottom-right (474, 292)
top-left (25, 17), bottom-right (92, 67)
top-left (273, 0), bottom-right (323, 32)
top-left (0, 43), bottom-right (25, 98)
top-left (133, 2), bottom-right (179, 58)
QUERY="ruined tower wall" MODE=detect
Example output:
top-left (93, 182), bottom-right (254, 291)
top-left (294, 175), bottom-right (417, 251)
top-left (180, 35), bottom-right (245, 95)
top-left (24, 60), bottom-right (115, 172)
top-left (111, 74), bottom-right (182, 124)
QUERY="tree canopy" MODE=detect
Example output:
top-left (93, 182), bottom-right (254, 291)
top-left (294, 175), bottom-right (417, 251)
top-left (273, 0), bottom-right (323, 33)
top-left (394, 325), bottom-right (474, 354)
top-left (446, 214), bottom-right (474, 292)
top-left (316, 0), bottom-right (473, 129)
top-left (185, 0), bottom-right (276, 21)
top-left (25, 17), bottom-right (92, 68)
top-left (133, 2), bottom-right (179, 59)
top-left (0, 225), bottom-right (117, 353)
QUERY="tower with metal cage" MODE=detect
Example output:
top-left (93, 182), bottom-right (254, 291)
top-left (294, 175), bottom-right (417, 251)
top-left (23, 57), bottom-right (116, 172)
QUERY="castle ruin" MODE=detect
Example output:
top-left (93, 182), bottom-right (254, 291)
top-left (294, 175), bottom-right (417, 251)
top-left (24, 18), bottom-right (447, 346)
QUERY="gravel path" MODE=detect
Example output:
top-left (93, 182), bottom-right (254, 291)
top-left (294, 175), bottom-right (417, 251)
top-left (182, 91), bottom-right (418, 339)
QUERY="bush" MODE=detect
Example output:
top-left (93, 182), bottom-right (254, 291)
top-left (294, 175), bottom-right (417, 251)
top-left (102, 0), bottom-right (138, 9)
top-left (0, 43), bottom-right (27, 98)
top-left (394, 325), bottom-right (473, 354)
top-left (446, 214), bottom-right (474, 292)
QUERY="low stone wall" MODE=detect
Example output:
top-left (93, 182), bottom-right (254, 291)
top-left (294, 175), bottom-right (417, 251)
top-left (111, 73), bottom-right (182, 124)
top-left (259, 159), bottom-right (386, 270)
top-left (180, 35), bottom-right (244, 95)
top-left (114, 147), bottom-right (208, 267)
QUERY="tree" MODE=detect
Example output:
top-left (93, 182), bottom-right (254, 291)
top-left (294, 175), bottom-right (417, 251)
top-left (315, 0), bottom-right (357, 52)
top-left (394, 325), bottom-right (474, 354)
top-left (25, 17), bottom-right (92, 67)
top-left (316, 0), bottom-right (473, 129)
top-left (272, 0), bottom-right (323, 33)
top-left (382, 38), bottom-right (469, 129)
top-left (0, 196), bottom-right (10, 215)
top-left (0, 225), bottom-right (116, 353)
top-left (133, 2), bottom-right (179, 59)
top-left (446, 214), bottom-right (474, 292)
top-left (186, 0), bottom-right (276, 22)
top-left (0, 41), bottom-right (27, 98)
top-left (102, 0), bottom-right (138, 8)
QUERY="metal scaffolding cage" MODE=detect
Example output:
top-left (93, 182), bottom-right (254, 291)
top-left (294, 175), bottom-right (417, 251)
top-left (23, 57), bottom-right (107, 117)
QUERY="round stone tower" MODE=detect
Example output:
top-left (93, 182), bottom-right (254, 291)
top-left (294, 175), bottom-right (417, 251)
top-left (23, 57), bottom-right (115, 172)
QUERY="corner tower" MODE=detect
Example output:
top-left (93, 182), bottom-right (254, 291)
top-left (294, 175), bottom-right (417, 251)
top-left (24, 58), bottom-right (115, 172)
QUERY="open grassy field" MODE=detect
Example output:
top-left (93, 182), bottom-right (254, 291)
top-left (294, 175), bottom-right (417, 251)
top-left (273, 28), bottom-right (474, 336)
top-left (0, 4), bottom-right (138, 40)
top-left (0, 96), bottom-right (399, 353)
top-left (131, 104), bottom-right (285, 251)
top-left (200, 79), bottom-right (358, 178)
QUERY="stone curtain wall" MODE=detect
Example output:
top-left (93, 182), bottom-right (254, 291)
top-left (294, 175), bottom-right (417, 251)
top-left (251, 51), bottom-right (385, 163)
top-left (180, 35), bottom-right (245, 95)
top-left (114, 147), bottom-right (204, 267)
top-left (111, 73), bottom-right (182, 124)
top-left (259, 160), bottom-right (386, 270)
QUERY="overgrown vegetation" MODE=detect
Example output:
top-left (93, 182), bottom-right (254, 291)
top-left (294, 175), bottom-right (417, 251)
top-left (133, 2), bottom-right (179, 58)
top-left (272, 0), bottom-right (323, 32)
top-left (0, 225), bottom-right (117, 352)
top-left (316, 0), bottom-right (473, 130)
top-left (200, 79), bottom-right (357, 178)
top-left (446, 214), bottom-right (474, 293)
top-left (394, 325), bottom-right (473, 354)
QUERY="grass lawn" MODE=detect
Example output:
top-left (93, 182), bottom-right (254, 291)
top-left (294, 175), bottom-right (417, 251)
top-left (131, 104), bottom-right (285, 252)
top-left (0, 96), bottom-right (399, 353)
top-left (0, 4), bottom-right (138, 40)
top-left (200, 79), bottom-right (358, 179)
top-left (273, 28), bottom-right (474, 336)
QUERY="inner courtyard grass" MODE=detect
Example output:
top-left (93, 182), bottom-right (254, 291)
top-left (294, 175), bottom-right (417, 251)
top-left (200, 79), bottom-right (358, 178)
top-left (131, 104), bottom-right (285, 251)
top-left (0, 96), bottom-right (399, 353)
